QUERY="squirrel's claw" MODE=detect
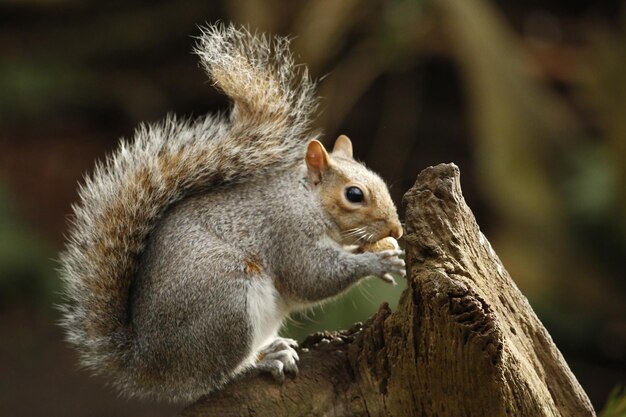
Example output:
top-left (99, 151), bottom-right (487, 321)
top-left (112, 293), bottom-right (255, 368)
top-left (256, 337), bottom-right (300, 382)
top-left (381, 273), bottom-right (398, 286)
top-left (372, 249), bottom-right (406, 284)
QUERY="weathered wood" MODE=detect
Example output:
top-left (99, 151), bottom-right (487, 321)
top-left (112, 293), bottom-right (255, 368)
top-left (181, 163), bottom-right (595, 417)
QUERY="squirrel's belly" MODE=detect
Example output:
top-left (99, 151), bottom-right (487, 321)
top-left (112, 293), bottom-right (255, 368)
top-left (246, 277), bottom-right (287, 352)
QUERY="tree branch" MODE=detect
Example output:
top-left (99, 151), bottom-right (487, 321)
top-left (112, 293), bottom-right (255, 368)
top-left (181, 163), bottom-right (595, 417)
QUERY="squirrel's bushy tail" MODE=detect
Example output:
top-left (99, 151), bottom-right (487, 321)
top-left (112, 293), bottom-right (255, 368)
top-left (59, 24), bottom-right (317, 398)
top-left (195, 24), bottom-right (317, 140)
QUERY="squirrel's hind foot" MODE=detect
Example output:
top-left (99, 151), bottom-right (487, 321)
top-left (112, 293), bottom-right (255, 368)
top-left (255, 337), bottom-right (299, 383)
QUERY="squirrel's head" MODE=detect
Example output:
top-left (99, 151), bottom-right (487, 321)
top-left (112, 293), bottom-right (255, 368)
top-left (305, 135), bottom-right (403, 245)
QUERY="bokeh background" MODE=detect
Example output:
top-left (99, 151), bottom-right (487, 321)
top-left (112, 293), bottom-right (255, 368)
top-left (1, 0), bottom-right (625, 416)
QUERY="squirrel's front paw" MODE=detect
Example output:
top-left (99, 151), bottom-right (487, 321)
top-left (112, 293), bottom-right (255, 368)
top-left (255, 337), bottom-right (299, 383)
top-left (371, 249), bottom-right (406, 285)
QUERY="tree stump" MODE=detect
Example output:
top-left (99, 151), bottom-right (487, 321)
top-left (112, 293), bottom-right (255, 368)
top-left (181, 163), bottom-right (595, 417)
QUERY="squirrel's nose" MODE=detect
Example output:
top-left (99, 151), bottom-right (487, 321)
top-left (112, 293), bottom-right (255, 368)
top-left (389, 222), bottom-right (403, 239)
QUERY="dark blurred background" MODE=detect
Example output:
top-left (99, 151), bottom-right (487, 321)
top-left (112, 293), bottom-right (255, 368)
top-left (1, 0), bottom-right (625, 416)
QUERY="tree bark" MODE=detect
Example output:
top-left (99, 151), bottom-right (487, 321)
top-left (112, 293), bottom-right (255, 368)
top-left (181, 163), bottom-right (595, 417)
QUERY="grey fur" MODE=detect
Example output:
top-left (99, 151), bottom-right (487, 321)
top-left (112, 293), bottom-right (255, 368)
top-left (59, 24), bottom-right (403, 403)
top-left (131, 168), bottom-right (402, 400)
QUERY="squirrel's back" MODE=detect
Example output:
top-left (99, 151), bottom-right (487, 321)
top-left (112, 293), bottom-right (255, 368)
top-left (58, 24), bottom-right (318, 399)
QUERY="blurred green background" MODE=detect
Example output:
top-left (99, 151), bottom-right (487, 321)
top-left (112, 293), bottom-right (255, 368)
top-left (0, 0), bottom-right (624, 416)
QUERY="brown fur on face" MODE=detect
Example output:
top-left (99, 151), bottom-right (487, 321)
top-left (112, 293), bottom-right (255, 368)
top-left (305, 136), bottom-right (402, 245)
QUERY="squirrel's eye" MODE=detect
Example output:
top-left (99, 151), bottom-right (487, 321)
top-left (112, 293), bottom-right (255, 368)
top-left (345, 186), bottom-right (364, 203)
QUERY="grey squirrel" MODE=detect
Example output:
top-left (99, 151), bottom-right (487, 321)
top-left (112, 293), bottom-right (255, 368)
top-left (59, 24), bottom-right (405, 402)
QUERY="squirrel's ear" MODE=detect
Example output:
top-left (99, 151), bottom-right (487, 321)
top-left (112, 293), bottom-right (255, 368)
top-left (332, 135), bottom-right (353, 159)
top-left (305, 140), bottom-right (330, 184)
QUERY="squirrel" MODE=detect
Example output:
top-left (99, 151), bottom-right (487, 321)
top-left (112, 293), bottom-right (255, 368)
top-left (59, 24), bottom-right (405, 403)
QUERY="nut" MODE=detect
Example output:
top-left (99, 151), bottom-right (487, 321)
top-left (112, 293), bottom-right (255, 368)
top-left (358, 236), bottom-right (399, 253)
